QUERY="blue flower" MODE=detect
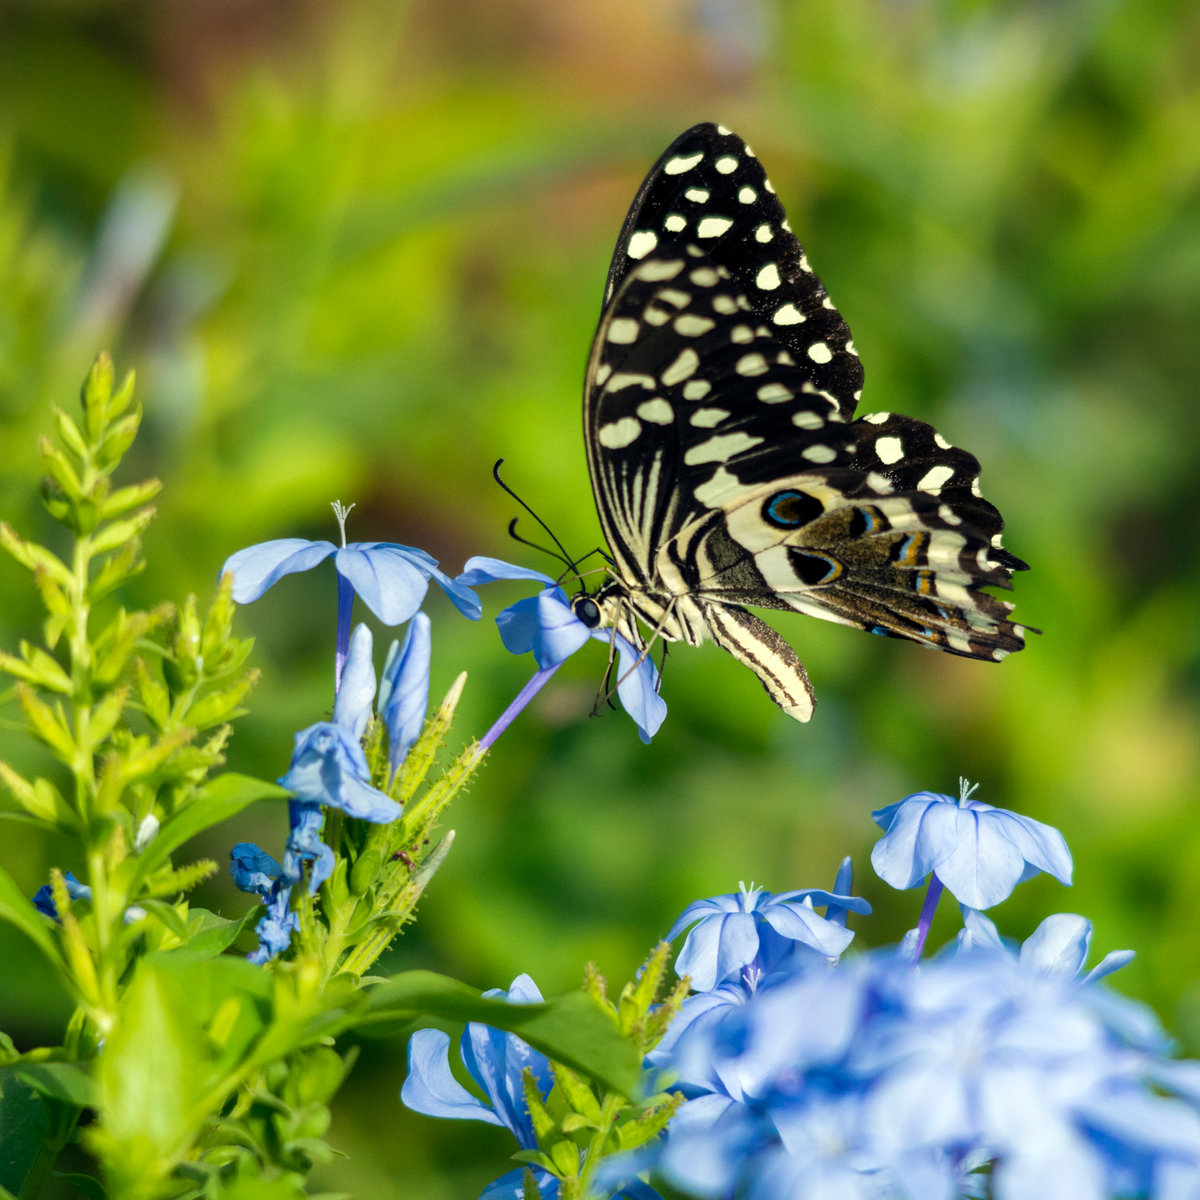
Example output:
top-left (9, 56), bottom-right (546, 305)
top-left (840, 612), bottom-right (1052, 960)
top-left (871, 782), bottom-right (1072, 909)
top-left (230, 842), bottom-right (300, 964)
top-left (229, 844), bottom-right (283, 896)
top-left (666, 879), bottom-right (870, 992)
top-left (32, 871), bottom-right (91, 919)
top-left (457, 557), bottom-right (666, 743)
top-left (222, 534), bottom-right (481, 624)
top-left (279, 624), bottom-right (401, 824)
top-left (402, 974), bottom-right (557, 1199)
top-left (379, 612), bottom-right (431, 776)
top-left (957, 908), bottom-right (1135, 984)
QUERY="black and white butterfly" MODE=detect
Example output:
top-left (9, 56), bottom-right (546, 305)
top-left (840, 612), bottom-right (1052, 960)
top-left (569, 123), bottom-right (1030, 722)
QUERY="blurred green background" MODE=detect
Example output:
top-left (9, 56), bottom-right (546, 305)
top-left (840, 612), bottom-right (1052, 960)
top-left (1, 0), bottom-right (1198, 1194)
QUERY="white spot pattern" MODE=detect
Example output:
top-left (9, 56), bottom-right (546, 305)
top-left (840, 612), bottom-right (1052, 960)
top-left (682, 379), bottom-right (712, 400)
top-left (598, 418), bottom-right (641, 449)
top-left (683, 431), bottom-right (763, 465)
top-left (661, 348), bottom-right (700, 386)
top-left (773, 303), bottom-right (804, 325)
top-left (715, 155), bottom-right (738, 174)
top-left (685, 187), bottom-right (710, 203)
top-left (735, 353), bottom-right (769, 377)
top-left (664, 214), bottom-right (687, 233)
top-left (757, 382), bottom-right (792, 403)
top-left (637, 398), bottom-right (674, 424)
top-left (607, 317), bottom-right (639, 344)
top-left (875, 436), bottom-right (904, 464)
top-left (664, 152), bottom-right (703, 175)
top-left (756, 263), bottom-right (781, 290)
top-left (697, 216), bottom-right (734, 237)
top-left (627, 230), bottom-right (658, 259)
top-left (738, 186), bottom-right (758, 203)
top-left (918, 465), bottom-right (955, 492)
top-left (807, 342), bottom-right (833, 364)
top-left (675, 314), bottom-right (716, 337)
top-left (802, 444), bottom-right (837, 463)
top-left (690, 407), bottom-right (728, 428)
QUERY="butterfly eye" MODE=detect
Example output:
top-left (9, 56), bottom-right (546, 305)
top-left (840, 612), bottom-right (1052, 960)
top-left (763, 490), bottom-right (823, 529)
top-left (572, 595), bottom-right (602, 628)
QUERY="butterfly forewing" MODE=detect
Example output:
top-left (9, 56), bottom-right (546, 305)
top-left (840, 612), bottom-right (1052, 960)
top-left (603, 123), bottom-right (863, 421)
top-left (580, 123), bottom-right (1032, 721)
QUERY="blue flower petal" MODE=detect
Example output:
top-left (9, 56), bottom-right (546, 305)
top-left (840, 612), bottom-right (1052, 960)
top-left (335, 544), bottom-right (432, 625)
top-left (401, 1029), bottom-right (505, 1127)
top-left (607, 632), bottom-right (667, 744)
top-left (332, 623), bottom-right (377, 742)
top-left (221, 538), bottom-right (337, 603)
top-left (230, 843), bottom-right (283, 897)
top-left (280, 723), bottom-right (401, 824)
top-left (382, 613), bottom-right (432, 773)
top-left (675, 911), bottom-right (760, 992)
top-left (456, 556), bottom-right (556, 589)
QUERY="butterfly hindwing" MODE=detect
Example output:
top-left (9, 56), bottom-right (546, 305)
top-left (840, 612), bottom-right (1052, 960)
top-left (580, 124), bottom-right (1032, 721)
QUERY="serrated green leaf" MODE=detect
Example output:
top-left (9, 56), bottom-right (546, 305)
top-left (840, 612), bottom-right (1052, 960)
top-left (0, 524), bottom-right (72, 586)
top-left (39, 442), bottom-right (84, 504)
top-left (355, 972), bottom-right (643, 1098)
top-left (95, 411), bottom-right (141, 472)
top-left (184, 675), bottom-right (255, 730)
top-left (100, 479), bottom-right (162, 521)
top-left (90, 686), bottom-right (129, 745)
top-left (90, 506), bottom-right (155, 556)
top-left (0, 766), bottom-right (73, 829)
top-left (82, 353), bottom-right (114, 439)
top-left (52, 405), bottom-right (88, 458)
top-left (133, 659), bottom-right (171, 729)
top-left (129, 773), bottom-right (290, 890)
top-left (14, 687), bottom-right (74, 762)
top-left (139, 859), bottom-right (218, 901)
top-left (89, 542), bottom-right (144, 604)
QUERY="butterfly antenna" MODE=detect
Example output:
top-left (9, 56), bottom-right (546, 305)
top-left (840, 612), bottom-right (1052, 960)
top-left (493, 459), bottom-right (588, 587)
top-left (506, 517), bottom-right (569, 567)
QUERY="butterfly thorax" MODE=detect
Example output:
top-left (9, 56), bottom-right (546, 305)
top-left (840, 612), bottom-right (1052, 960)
top-left (570, 577), bottom-right (708, 652)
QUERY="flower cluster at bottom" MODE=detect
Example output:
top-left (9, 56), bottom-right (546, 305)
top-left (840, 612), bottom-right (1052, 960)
top-left (401, 788), bottom-right (1200, 1200)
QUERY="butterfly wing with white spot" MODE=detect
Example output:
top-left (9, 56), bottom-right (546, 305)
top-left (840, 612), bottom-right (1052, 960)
top-left (602, 123), bottom-right (863, 422)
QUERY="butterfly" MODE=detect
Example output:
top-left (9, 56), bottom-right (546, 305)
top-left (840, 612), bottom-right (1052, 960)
top-left (569, 123), bottom-right (1030, 722)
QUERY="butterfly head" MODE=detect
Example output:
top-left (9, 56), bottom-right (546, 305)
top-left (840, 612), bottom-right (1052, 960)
top-left (570, 592), bottom-right (604, 629)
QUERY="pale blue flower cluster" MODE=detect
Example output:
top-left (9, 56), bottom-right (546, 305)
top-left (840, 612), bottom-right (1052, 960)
top-left (401, 787), bottom-right (1200, 1199)
top-left (641, 790), bottom-right (1199, 1199)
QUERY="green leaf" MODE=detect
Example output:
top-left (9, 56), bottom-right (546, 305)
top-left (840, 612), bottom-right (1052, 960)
top-left (53, 1174), bottom-right (107, 1200)
top-left (129, 773), bottom-right (290, 890)
top-left (90, 506), bottom-right (155, 556)
top-left (176, 907), bottom-right (258, 959)
top-left (0, 1069), bottom-right (48, 1196)
top-left (91, 962), bottom-right (207, 1190)
top-left (100, 480), bottom-right (162, 522)
top-left (15, 687), bottom-right (75, 760)
top-left (0, 864), bottom-right (63, 975)
top-left (10, 1062), bottom-right (95, 1108)
top-left (138, 899), bottom-right (190, 941)
top-left (356, 972), bottom-right (644, 1098)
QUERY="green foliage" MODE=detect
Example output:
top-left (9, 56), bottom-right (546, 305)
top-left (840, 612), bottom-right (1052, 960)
top-left (0, 2), bottom-right (1197, 1192)
top-left (0, 361), bottom-right (671, 1199)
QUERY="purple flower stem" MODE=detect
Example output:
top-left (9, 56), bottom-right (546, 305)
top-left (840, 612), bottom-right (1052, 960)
top-left (334, 571), bottom-right (354, 692)
top-left (911, 873), bottom-right (946, 960)
top-left (478, 663), bottom-right (563, 754)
